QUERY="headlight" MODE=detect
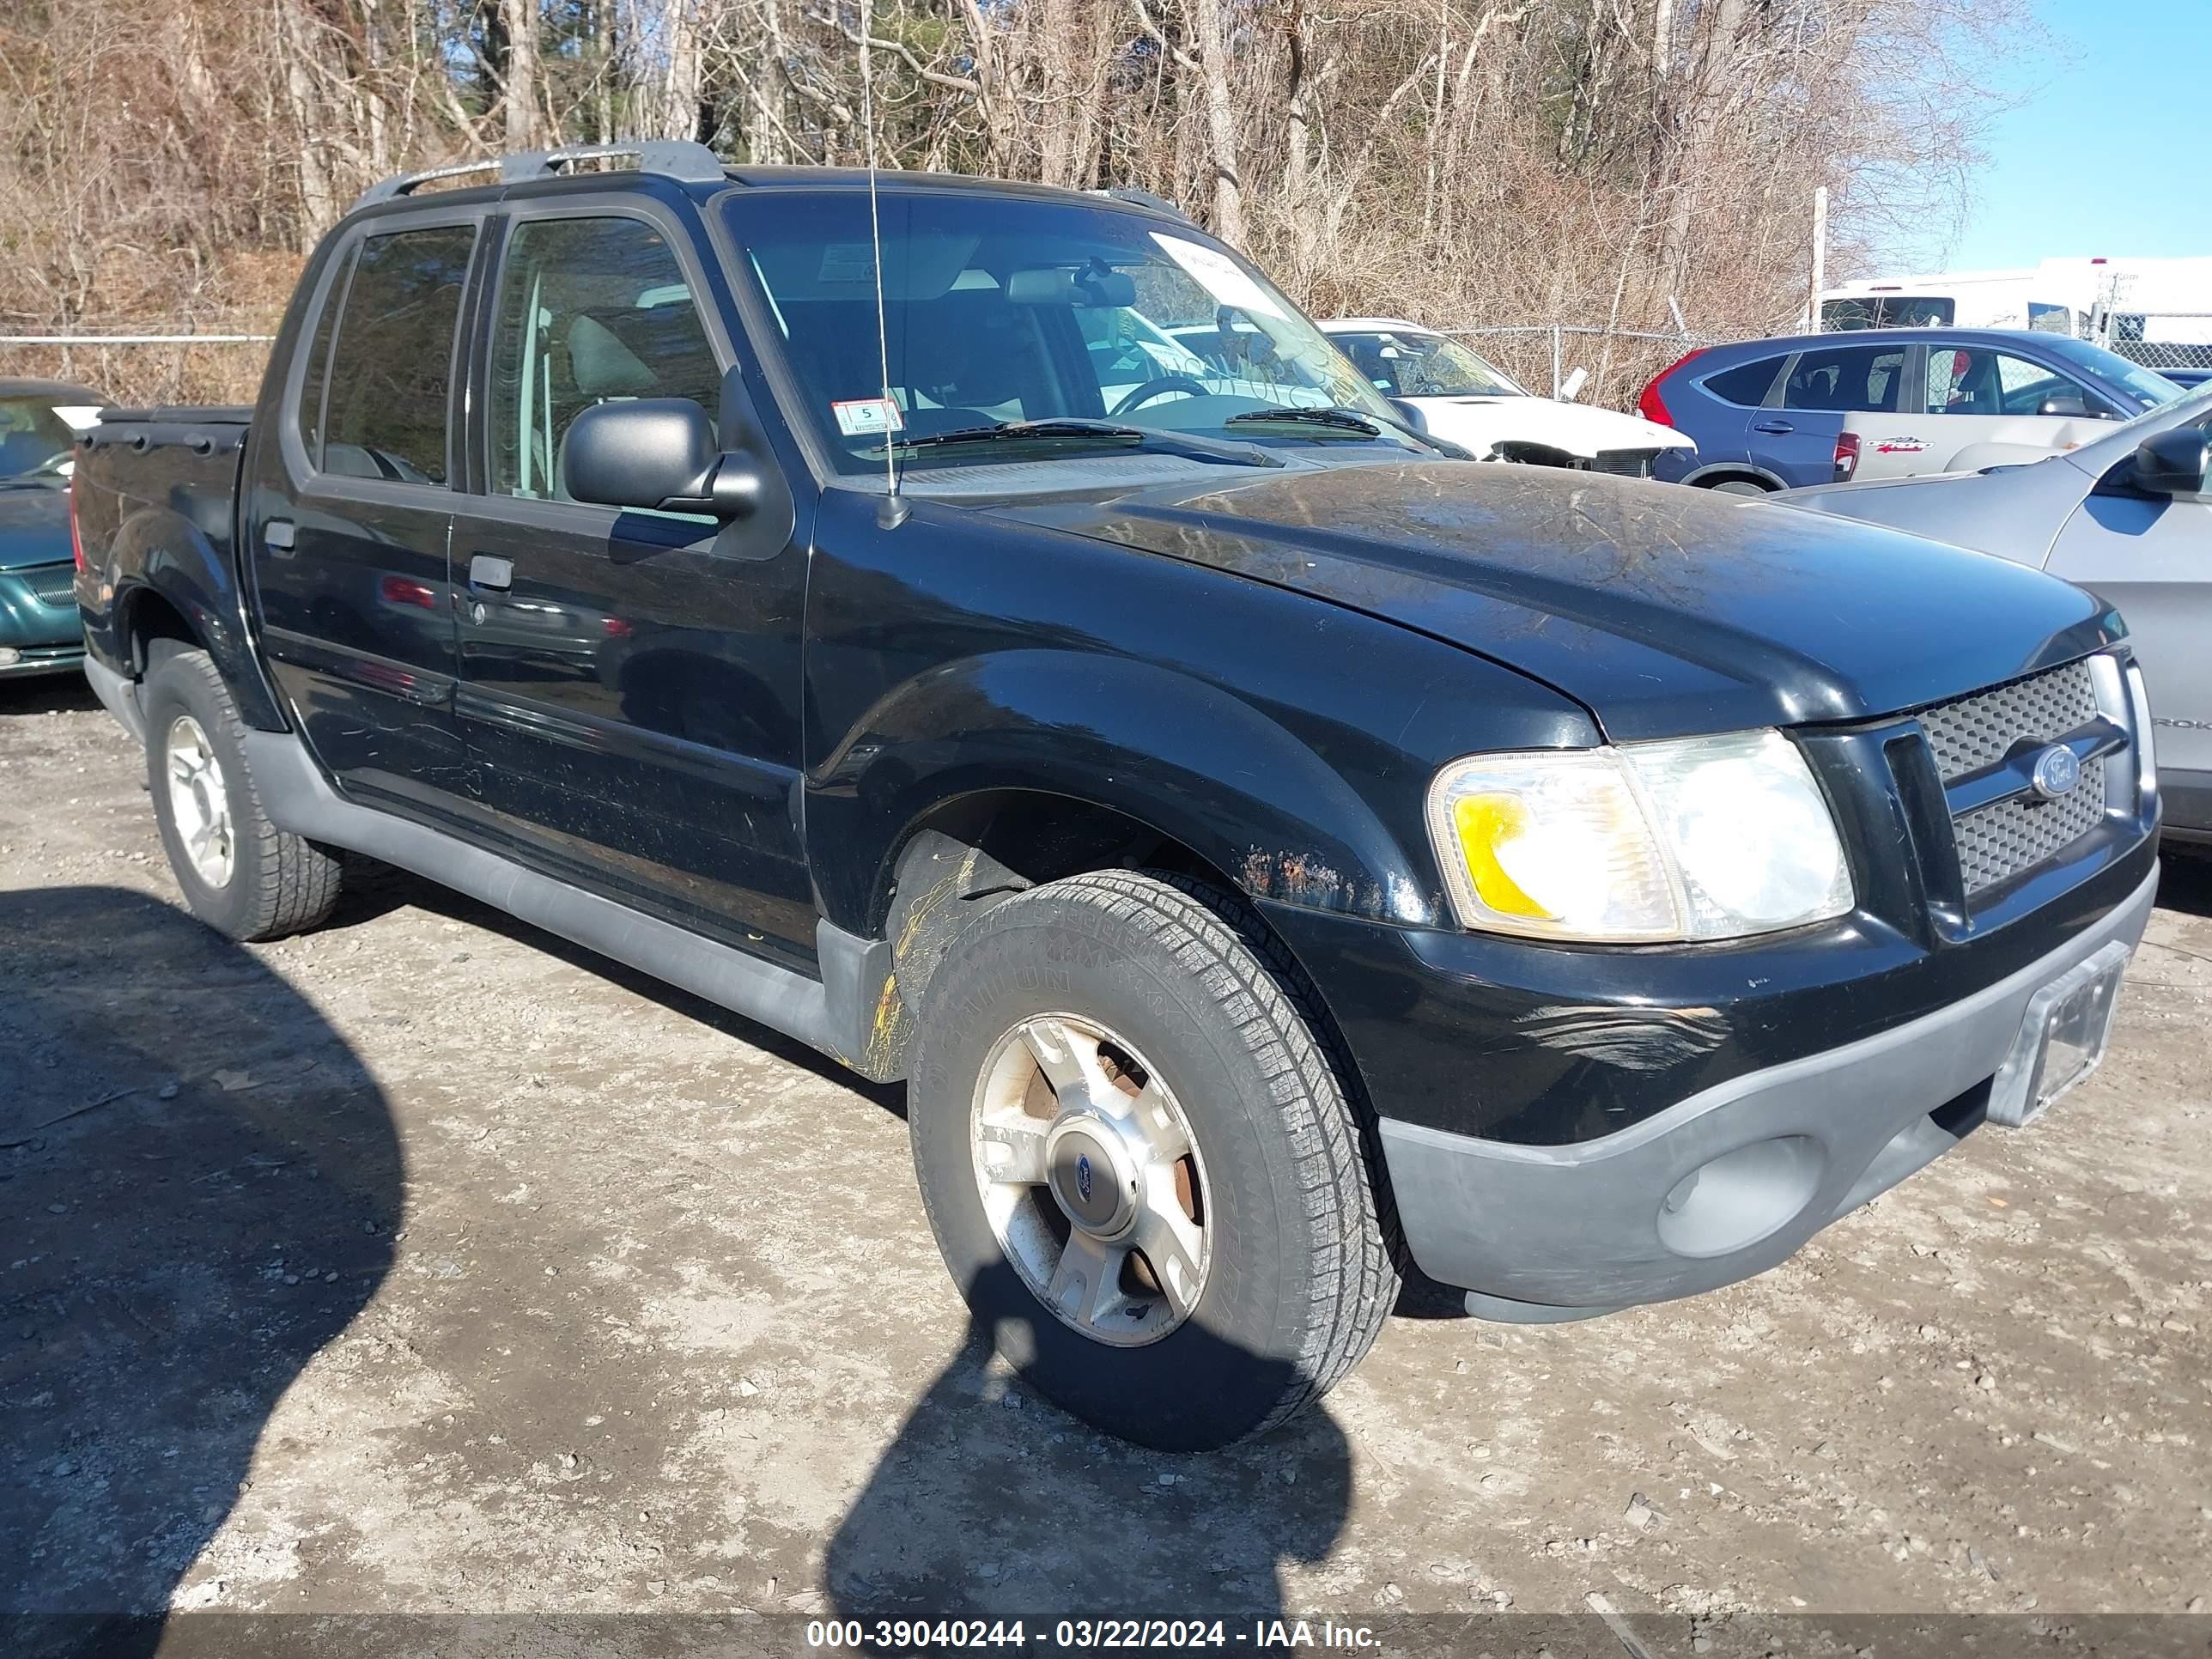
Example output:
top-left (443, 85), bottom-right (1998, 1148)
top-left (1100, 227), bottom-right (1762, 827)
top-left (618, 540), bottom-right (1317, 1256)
top-left (1426, 730), bottom-right (1854, 942)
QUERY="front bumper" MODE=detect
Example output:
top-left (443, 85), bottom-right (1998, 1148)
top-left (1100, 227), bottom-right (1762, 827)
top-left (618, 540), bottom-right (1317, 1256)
top-left (0, 563), bottom-right (84, 676)
top-left (1370, 864), bottom-right (2157, 1314)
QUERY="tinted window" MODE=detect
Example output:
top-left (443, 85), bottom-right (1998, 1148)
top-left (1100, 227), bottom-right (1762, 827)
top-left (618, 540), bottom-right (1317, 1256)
top-left (1782, 344), bottom-right (1905, 412)
top-left (322, 224), bottom-right (477, 485)
top-left (295, 246), bottom-right (355, 464)
top-left (1701, 357), bottom-right (1784, 407)
top-left (1820, 295), bottom-right (1954, 329)
top-left (486, 216), bottom-right (720, 501)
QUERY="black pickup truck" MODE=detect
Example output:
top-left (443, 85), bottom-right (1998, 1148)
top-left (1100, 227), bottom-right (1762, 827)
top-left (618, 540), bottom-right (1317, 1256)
top-left (72, 143), bottom-right (2160, 1451)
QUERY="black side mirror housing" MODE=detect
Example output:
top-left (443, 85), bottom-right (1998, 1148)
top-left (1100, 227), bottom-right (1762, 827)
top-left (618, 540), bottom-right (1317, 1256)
top-left (2132, 427), bottom-right (2210, 495)
top-left (2038, 392), bottom-right (2093, 418)
top-left (562, 398), bottom-right (764, 518)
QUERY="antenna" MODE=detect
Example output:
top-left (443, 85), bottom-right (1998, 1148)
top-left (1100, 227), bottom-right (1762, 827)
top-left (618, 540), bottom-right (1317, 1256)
top-left (860, 5), bottom-right (908, 528)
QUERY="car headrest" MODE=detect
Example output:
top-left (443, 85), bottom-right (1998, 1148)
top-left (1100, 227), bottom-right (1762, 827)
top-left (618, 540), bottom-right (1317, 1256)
top-left (567, 313), bottom-right (658, 398)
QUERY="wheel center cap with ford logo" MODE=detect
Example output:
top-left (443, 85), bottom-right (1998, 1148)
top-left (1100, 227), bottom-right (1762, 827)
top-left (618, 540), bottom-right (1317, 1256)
top-left (2030, 744), bottom-right (2081, 801)
top-left (1047, 1117), bottom-right (1136, 1233)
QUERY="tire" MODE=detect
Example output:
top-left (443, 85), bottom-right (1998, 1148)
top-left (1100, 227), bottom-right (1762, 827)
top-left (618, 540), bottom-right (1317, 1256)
top-left (142, 640), bottom-right (342, 941)
top-left (907, 869), bottom-right (1398, 1450)
top-left (1708, 478), bottom-right (1773, 497)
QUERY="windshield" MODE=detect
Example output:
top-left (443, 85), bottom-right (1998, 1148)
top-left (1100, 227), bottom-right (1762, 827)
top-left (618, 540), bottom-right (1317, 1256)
top-left (1329, 330), bottom-right (1527, 398)
top-left (724, 190), bottom-right (1417, 477)
top-left (1820, 295), bottom-right (1954, 329)
top-left (2034, 336), bottom-right (2187, 410)
top-left (0, 396), bottom-right (91, 485)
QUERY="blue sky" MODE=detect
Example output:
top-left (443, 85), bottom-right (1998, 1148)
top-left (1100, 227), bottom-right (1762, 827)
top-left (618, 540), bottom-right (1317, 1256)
top-left (1938, 0), bottom-right (2211, 270)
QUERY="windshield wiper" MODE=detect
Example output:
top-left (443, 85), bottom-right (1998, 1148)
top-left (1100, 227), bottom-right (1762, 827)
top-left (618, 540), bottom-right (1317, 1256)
top-left (1224, 405), bottom-right (1384, 435)
top-left (886, 419), bottom-right (1279, 468)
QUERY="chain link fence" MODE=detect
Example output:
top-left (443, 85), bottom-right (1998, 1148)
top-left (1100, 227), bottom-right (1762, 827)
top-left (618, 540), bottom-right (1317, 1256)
top-left (1439, 324), bottom-right (1765, 411)
top-left (2090, 313), bottom-right (2212, 374)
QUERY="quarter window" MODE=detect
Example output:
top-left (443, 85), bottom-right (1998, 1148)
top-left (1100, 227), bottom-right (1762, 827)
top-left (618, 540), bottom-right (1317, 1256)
top-left (1701, 357), bottom-right (1786, 407)
top-left (1782, 345), bottom-right (1905, 413)
top-left (321, 224), bottom-right (476, 485)
top-left (486, 216), bottom-right (721, 501)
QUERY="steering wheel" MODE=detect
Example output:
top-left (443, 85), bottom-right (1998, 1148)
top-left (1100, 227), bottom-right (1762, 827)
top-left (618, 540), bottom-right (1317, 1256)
top-left (1110, 375), bottom-right (1212, 416)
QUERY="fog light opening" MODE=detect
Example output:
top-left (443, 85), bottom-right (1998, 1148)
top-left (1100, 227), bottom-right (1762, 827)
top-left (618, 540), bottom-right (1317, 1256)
top-left (1654, 1136), bottom-right (1826, 1260)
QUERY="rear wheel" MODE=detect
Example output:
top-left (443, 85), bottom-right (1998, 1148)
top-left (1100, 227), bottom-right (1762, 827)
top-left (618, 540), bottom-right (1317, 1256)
top-left (143, 641), bottom-right (342, 940)
top-left (908, 870), bottom-right (1397, 1449)
top-left (1708, 477), bottom-right (1774, 497)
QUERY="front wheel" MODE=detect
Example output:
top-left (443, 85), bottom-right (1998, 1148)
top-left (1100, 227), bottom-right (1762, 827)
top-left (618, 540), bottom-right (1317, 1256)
top-left (907, 871), bottom-right (1398, 1449)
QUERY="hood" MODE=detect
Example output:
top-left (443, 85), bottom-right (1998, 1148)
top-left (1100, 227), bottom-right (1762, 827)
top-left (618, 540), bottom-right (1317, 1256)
top-left (0, 487), bottom-right (70, 573)
top-left (1409, 396), bottom-right (1696, 461)
top-left (1778, 453), bottom-right (2091, 566)
top-left (994, 460), bottom-right (2118, 741)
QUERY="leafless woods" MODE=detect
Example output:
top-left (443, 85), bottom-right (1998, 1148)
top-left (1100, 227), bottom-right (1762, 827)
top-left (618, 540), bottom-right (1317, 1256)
top-left (0, 0), bottom-right (2027, 403)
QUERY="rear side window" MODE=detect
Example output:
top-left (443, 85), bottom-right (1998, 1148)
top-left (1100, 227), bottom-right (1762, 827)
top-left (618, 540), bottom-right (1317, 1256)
top-left (320, 224), bottom-right (477, 485)
top-left (1700, 357), bottom-right (1785, 407)
top-left (1782, 344), bottom-right (1905, 413)
top-left (485, 216), bottom-right (720, 502)
top-left (294, 246), bottom-right (355, 464)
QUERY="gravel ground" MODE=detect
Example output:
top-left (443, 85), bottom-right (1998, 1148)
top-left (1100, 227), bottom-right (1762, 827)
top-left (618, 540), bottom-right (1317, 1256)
top-left (3, 672), bottom-right (2210, 1653)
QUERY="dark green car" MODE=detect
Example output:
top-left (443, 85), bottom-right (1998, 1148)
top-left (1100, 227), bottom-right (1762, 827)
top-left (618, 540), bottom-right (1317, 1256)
top-left (0, 378), bottom-right (104, 678)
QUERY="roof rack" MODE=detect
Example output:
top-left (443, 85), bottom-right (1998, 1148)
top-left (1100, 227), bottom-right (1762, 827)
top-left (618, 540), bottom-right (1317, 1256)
top-left (351, 141), bottom-right (726, 210)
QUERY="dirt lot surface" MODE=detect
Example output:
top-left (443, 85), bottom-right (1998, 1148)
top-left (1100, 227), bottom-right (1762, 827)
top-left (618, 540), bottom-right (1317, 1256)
top-left (4, 674), bottom-right (2211, 1653)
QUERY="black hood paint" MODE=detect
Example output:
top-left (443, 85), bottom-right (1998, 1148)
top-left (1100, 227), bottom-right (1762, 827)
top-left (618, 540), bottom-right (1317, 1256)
top-left (0, 487), bottom-right (70, 574)
top-left (993, 460), bottom-right (2120, 741)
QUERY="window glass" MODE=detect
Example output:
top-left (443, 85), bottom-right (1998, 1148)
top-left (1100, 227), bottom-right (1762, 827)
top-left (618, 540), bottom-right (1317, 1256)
top-left (1701, 358), bottom-right (1784, 407)
top-left (0, 398), bottom-right (81, 482)
top-left (487, 216), bottom-right (721, 501)
top-left (1330, 331), bottom-right (1526, 397)
top-left (725, 190), bottom-right (1415, 479)
top-left (295, 246), bottom-right (355, 465)
top-left (322, 225), bottom-right (476, 484)
top-left (1820, 295), bottom-right (1954, 329)
top-left (1782, 345), bottom-right (1906, 412)
top-left (1993, 353), bottom-right (2090, 416)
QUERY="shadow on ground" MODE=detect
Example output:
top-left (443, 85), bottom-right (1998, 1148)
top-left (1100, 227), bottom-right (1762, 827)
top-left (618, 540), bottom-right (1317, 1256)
top-left (0, 886), bottom-right (402, 1656)
top-left (0, 672), bottom-right (100, 718)
top-left (824, 1258), bottom-right (1355, 1629)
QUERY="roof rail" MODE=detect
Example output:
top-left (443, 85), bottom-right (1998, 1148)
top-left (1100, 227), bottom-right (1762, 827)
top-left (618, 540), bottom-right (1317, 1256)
top-left (351, 141), bottom-right (726, 210)
top-left (1092, 186), bottom-right (1196, 225)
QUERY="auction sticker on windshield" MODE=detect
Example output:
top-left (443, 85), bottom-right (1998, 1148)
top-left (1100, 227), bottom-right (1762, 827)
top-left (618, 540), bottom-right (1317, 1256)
top-left (1150, 233), bottom-right (1286, 319)
top-left (832, 397), bottom-right (905, 437)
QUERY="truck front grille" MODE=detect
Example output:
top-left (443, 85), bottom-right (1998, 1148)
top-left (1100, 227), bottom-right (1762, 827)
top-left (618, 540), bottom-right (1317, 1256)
top-left (1913, 659), bottom-right (2111, 899)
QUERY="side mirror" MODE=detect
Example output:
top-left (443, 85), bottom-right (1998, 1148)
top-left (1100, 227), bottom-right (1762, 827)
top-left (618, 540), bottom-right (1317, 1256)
top-left (562, 398), bottom-right (763, 518)
top-left (1386, 398), bottom-right (1430, 434)
top-left (2038, 392), bottom-right (2094, 418)
top-left (2132, 427), bottom-right (2210, 495)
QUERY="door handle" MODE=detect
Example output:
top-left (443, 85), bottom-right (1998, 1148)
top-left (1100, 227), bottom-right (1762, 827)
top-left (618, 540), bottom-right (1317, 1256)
top-left (264, 519), bottom-right (295, 555)
top-left (468, 554), bottom-right (513, 592)
top-left (1752, 420), bottom-right (1796, 434)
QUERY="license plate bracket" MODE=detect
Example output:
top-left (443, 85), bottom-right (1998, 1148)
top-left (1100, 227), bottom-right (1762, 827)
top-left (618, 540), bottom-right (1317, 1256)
top-left (1986, 940), bottom-right (2131, 1128)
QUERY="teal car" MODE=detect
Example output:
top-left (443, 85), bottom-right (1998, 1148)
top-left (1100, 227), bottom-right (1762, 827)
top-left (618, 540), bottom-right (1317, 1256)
top-left (0, 379), bottom-right (104, 678)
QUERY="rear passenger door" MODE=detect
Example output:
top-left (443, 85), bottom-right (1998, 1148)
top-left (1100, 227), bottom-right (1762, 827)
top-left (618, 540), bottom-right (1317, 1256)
top-left (247, 210), bottom-right (484, 814)
top-left (1765, 342), bottom-right (1911, 483)
top-left (444, 203), bottom-right (818, 961)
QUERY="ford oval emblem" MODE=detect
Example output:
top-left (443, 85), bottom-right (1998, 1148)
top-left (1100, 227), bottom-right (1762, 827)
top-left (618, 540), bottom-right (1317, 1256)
top-left (2031, 744), bottom-right (2081, 801)
top-left (1075, 1153), bottom-right (1094, 1204)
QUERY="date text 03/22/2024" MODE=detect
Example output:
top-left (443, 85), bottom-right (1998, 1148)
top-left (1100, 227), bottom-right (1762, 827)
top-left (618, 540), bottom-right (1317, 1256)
top-left (805, 1620), bottom-right (1381, 1650)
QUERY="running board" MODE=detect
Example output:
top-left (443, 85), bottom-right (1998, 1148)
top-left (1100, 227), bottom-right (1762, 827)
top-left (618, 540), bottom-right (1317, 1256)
top-left (243, 730), bottom-right (900, 1081)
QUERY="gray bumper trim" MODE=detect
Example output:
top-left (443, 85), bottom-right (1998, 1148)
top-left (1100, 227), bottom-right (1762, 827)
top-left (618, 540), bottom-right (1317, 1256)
top-left (1381, 866), bottom-right (2160, 1313)
top-left (83, 655), bottom-right (146, 745)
